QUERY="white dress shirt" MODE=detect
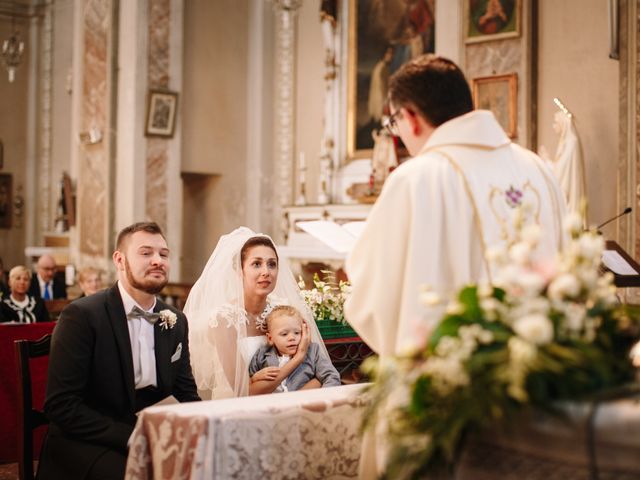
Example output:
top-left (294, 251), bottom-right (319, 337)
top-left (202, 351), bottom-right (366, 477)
top-left (118, 282), bottom-right (157, 389)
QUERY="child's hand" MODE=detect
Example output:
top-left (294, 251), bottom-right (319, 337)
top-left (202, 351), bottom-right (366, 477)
top-left (294, 322), bottom-right (311, 360)
top-left (251, 367), bottom-right (280, 383)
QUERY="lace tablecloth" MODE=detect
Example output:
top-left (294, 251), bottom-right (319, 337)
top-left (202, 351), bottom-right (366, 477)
top-left (125, 384), bottom-right (367, 480)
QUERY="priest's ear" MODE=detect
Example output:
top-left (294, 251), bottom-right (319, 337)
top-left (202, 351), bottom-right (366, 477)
top-left (403, 107), bottom-right (426, 136)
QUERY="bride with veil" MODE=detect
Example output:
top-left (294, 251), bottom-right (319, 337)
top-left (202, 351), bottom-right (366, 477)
top-left (184, 227), bottom-right (329, 399)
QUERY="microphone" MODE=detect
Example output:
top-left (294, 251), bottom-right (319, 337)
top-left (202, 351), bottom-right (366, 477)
top-left (596, 207), bottom-right (632, 231)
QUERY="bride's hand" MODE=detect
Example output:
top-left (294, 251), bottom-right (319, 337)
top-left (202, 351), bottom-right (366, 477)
top-left (251, 366), bottom-right (280, 383)
top-left (294, 322), bottom-right (311, 360)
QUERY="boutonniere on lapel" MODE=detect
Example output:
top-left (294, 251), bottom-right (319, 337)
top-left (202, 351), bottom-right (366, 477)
top-left (158, 309), bottom-right (177, 330)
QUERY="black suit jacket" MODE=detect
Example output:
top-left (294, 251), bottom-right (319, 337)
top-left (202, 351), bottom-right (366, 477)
top-left (28, 273), bottom-right (67, 299)
top-left (38, 284), bottom-right (200, 479)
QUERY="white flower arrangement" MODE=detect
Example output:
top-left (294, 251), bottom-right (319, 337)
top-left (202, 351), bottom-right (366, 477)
top-left (158, 309), bottom-right (177, 330)
top-left (363, 210), bottom-right (640, 479)
top-left (298, 272), bottom-right (351, 325)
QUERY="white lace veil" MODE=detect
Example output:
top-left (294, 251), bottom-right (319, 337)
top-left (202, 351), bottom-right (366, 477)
top-left (184, 227), bottom-right (329, 399)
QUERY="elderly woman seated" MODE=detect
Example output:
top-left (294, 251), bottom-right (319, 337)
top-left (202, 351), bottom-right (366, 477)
top-left (1, 265), bottom-right (50, 323)
top-left (77, 266), bottom-right (104, 298)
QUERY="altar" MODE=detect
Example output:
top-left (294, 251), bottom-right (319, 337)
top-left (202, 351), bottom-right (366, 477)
top-left (125, 384), bottom-right (366, 479)
top-left (124, 385), bottom-right (640, 480)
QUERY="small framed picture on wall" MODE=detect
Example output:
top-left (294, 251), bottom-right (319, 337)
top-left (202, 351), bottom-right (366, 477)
top-left (145, 90), bottom-right (179, 137)
top-left (465, 0), bottom-right (521, 44)
top-left (472, 73), bottom-right (518, 138)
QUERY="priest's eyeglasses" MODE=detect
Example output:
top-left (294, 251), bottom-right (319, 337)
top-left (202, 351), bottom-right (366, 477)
top-left (382, 109), bottom-right (402, 136)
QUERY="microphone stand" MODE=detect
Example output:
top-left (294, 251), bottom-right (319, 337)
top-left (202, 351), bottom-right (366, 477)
top-left (596, 207), bottom-right (632, 234)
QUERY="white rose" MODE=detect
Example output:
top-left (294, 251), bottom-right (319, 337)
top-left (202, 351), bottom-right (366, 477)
top-left (548, 273), bottom-right (581, 300)
top-left (517, 271), bottom-right (546, 296)
top-left (564, 302), bottom-right (586, 331)
top-left (521, 223), bottom-right (542, 245)
top-left (513, 314), bottom-right (554, 345)
top-left (509, 242), bottom-right (532, 265)
top-left (563, 212), bottom-right (583, 234)
top-left (578, 234), bottom-right (604, 260)
top-left (420, 290), bottom-right (442, 307)
top-left (486, 245), bottom-right (508, 265)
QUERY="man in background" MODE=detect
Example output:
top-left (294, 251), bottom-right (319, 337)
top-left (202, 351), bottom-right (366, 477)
top-left (28, 254), bottom-right (67, 300)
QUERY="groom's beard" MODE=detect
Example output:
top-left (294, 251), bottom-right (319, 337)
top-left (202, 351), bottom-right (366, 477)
top-left (124, 258), bottom-right (168, 295)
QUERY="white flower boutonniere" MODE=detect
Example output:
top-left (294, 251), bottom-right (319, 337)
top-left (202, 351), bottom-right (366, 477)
top-left (158, 309), bottom-right (177, 330)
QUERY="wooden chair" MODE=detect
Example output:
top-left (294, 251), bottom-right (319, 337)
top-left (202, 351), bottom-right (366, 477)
top-left (44, 298), bottom-right (71, 320)
top-left (14, 334), bottom-right (52, 480)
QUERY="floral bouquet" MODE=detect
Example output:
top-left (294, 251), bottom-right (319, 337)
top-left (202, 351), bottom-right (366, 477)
top-left (299, 271), bottom-right (351, 326)
top-left (362, 211), bottom-right (640, 479)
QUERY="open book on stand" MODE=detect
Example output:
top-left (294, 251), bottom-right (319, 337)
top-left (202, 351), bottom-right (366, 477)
top-left (296, 221), bottom-right (365, 254)
top-left (601, 240), bottom-right (640, 287)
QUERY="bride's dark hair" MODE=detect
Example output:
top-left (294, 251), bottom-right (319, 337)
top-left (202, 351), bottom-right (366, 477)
top-left (240, 236), bottom-right (279, 265)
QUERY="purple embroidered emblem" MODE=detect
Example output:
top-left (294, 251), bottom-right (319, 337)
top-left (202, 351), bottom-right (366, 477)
top-left (505, 186), bottom-right (523, 208)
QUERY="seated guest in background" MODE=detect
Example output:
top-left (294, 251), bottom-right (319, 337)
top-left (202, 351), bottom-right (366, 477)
top-left (29, 254), bottom-right (67, 300)
top-left (39, 222), bottom-right (200, 480)
top-left (249, 306), bottom-right (341, 394)
top-left (77, 266), bottom-right (104, 298)
top-left (0, 256), bottom-right (9, 298)
top-left (1, 266), bottom-right (50, 323)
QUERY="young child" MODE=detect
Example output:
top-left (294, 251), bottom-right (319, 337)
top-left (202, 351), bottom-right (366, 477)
top-left (248, 305), bottom-right (341, 393)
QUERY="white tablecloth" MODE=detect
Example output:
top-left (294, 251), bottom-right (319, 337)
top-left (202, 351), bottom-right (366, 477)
top-left (125, 384), bottom-right (367, 480)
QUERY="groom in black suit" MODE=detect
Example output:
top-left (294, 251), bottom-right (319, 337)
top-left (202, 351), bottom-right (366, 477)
top-left (38, 222), bottom-right (200, 480)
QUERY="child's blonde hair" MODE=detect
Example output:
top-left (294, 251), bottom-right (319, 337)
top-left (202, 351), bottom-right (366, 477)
top-left (266, 305), bottom-right (304, 331)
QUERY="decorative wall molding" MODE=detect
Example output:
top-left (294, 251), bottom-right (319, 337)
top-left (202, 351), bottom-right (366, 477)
top-left (39, 0), bottom-right (53, 234)
top-left (272, 0), bottom-right (301, 240)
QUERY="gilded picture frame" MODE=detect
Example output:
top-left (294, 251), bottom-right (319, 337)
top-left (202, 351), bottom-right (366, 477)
top-left (347, 0), bottom-right (435, 159)
top-left (145, 90), bottom-right (179, 138)
top-left (465, 0), bottom-right (520, 44)
top-left (472, 73), bottom-right (518, 138)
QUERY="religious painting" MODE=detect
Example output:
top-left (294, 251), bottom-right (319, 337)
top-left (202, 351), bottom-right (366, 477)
top-left (465, 0), bottom-right (520, 43)
top-left (472, 73), bottom-right (518, 138)
top-left (0, 174), bottom-right (12, 229)
top-left (145, 90), bottom-right (178, 137)
top-left (348, 0), bottom-right (435, 159)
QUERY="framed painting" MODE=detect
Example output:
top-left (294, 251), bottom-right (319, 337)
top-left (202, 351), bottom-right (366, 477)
top-left (472, 73), bottom-right (517, 138)
top-left (347, 0), bottom-right (435, 159)
top-left (145, 90), bottom-right (179, 137)
top-left (0, 173), bottom-right (12, 229)
top-left (465, 0), bottom-right (520, 44)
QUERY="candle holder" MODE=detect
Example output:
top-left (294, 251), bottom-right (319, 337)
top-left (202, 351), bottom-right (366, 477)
top-left (295, 181), bottom-right (307, 206)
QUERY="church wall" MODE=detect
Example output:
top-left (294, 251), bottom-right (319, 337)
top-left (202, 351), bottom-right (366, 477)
top-left (0, 17), bottom-right (30, 268)
top-left (49, 0), bottom-right (74, 234)
top-left (537, 0), bottom-right (619, 228)
top-left (294, 1), bottom-right (325, 206)
top-left (180, 0), bottom-right (249, 281)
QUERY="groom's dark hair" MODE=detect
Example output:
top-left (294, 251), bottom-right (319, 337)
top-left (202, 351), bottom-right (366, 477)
top-left (116, 222), bottom-right (166, 250)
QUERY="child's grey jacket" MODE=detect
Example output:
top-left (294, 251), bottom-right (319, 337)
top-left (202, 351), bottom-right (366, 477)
top-left (248, 342), bottom-right (341, 391)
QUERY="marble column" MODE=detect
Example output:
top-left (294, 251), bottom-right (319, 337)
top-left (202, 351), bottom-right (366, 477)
top-left (75, 0), bottom-right (116, 266)
top-left (272, 0), bottom-right (301, 241)
top-left (145, 0), bottom-right (170, 231)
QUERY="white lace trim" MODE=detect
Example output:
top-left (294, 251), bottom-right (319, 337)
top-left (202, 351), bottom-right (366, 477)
top-left (209, 295), bottom-right (289, 332)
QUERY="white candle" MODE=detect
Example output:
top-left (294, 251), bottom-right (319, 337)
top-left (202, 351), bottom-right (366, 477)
top-left (299, 152), bottom-right (306, 184)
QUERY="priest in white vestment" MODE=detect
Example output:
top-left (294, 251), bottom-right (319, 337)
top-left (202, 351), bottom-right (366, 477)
top-left (346, 55), bottom-right (568, 358)
top-left (345, 54), bottom-right (568, 479)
